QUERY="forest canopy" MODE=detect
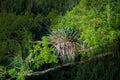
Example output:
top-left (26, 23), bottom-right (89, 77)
top-left (0, 0), bottom-right (120, 80)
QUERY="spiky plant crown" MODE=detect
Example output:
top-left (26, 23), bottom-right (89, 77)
top-left (49, 27), bottom-right (80, 60)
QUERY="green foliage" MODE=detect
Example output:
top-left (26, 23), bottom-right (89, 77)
top-left (51, 0), bottom-right (120, 57)
top-left (0, 0), bottom-right (33, 14)
top-left (0, 0), bottom-right (120, 80)
top-left (26, 36), bottom-right (58, 69)
top-left (46, 9), bottom-right (60, 26)
top-left (0, 66), bottom-right (5, 79)
top-left (0, 13), bottom-right (33, 64)
top-left (35, 54), bottom-right (120, 80)
top-left (0, 36), bottom-right (57, 80)
top-left (8, 69), bottom-right (17, 77)
top-left (31, 14), bottom-right (47, 40)
top-left (75, 55), bottom-right (120, 80)
top-left (0, 0), bottom-right (80, 65)
top-left (31, 0), bottom-right (79, 15)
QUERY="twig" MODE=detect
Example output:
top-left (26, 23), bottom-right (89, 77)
top-left (29, 41), bottom-right (42, 43)
top-left (6, 77), bottom-right (15, 80)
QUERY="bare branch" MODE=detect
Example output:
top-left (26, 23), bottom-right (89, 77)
top-left (29, 41), bottom-right (42, 43)
top-left (6, 77), bottom-right (15, 80)
top-left (27, 52), bottom-right (112, 76)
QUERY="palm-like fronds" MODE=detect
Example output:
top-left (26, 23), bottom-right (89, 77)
top-left (49, 27), bottom-right (80, 60)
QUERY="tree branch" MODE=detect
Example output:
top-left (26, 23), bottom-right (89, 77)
top-left (27, 52), bottom-right (112, 76)
top-left (29, 40), bottom-right (42, 43)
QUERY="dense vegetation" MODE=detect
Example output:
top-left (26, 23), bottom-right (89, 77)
top-left (0, 0), bottom-right (120, 80)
